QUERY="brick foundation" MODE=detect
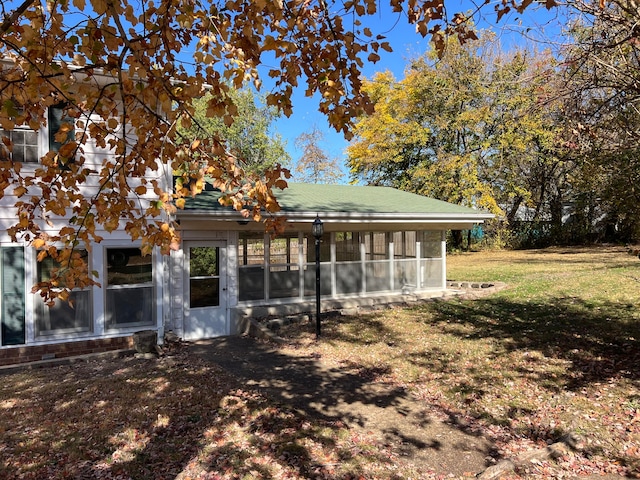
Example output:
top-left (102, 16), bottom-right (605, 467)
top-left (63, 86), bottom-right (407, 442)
top-left (0, 336), bottom-right (135, 367)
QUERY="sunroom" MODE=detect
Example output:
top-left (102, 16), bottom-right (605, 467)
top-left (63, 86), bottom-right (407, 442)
top-left (173, 183), bottom-right (493, 339)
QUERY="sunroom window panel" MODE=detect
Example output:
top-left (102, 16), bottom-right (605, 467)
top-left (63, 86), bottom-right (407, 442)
top-left (303, 264), bottom-right (332, 297)
top-left (394, 260), bottom-right (417, 292)
top-left (238, 232), bottom-right (265, 302)
top-left (269, 234), bottom-right (300, 299)
top-left (365, 261), bottom-right (391, 292)
top-left (365, 232), bottom-right (388, 261)
top-left (336, 263), bottom-right (363, 294)
top-left (335, 232), bottom-right (363, 294)
top-left (419, 259), bottom-right (443, 288)
top-left (335, 232), bottom-right (361, 262)
top-left (304, 233), bottom-right (330, 263)
top-left (393, 231), bottom-right (417, 259)
top-left (105, 248), bottom-right (154, 328)
top-left (420, 231), bottom-right (442, 258)
top-left (303, 232), bottom-right (331, 297)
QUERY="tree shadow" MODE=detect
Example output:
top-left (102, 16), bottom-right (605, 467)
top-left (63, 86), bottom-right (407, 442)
top-left (190, 335), bottom-right (494, 476)
top-left (425, 296), bottom-right (639, 390)
top-left (190, 336), bottom-right (408, 425)
top-left (0, 350), bottom-right (403, 479)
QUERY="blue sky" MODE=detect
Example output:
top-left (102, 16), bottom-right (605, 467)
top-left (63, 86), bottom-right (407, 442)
top-left (273, 1), bottom-right (566, 183)
top-left (2, 0), bottom-right (565, 182)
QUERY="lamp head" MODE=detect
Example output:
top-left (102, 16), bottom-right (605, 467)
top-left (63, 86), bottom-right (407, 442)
top-left (312, 215), bottom-right (324, 239)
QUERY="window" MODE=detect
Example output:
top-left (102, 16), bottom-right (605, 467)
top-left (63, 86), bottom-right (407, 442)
top-left (48, 104), bottom-right (76, 165)
top-left (105, 248), bottom-right (154, 328)
top-left (419, 231), bottom-right (444, 289)
top-left (0, 127), bottom-right (38, 163)
top-left (335, 232), bottom-right (363, 295)
top-left (238, 232), bottom-right (265, 301)
top-left (335, 232), bottom-right (361, 262)
top-left (365, 232), bottom-right (391, 292)
top-left (0, 105), bottom-right (75, 164)
top-left (35, 250), bottom-right (92, 336)
top-left (1, 247), bottom-right (25, 345)
top-left (393, 231), bottom-right (417, 259)
top-left (420, 231), bottom-right (442, 258)
top-left (269, 234), bottom-right (301, 299)
top-left (365, 232), bottom-right (389, 260)
top-left (303, 232), bottom-right (331, 297)
top-left (393, 232), bottom-right (417, 291)
top-left (189, 246), bottom-right (220, 308)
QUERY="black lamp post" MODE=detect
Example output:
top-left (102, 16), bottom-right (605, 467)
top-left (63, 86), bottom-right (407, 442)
top-left (311, 215), bottom-right (324, 339)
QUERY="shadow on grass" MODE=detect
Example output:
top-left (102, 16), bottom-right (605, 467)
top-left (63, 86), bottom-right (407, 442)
top-left (191, 336), bottom-right (407, 426)
top-left (426, 296), bottom-right (639, 389)
top-left (191, 335), bottom-right (493, 476)
top-left (0, 352), bottom-right (397, 480)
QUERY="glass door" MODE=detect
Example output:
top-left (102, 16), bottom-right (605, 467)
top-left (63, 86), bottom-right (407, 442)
top-left (183, 242), bottom-right (227, 340)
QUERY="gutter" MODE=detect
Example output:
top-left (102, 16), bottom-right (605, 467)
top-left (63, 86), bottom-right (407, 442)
top-left (176, 209), bottom-right (495, 225)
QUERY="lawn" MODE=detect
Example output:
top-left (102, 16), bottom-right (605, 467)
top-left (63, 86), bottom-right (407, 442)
top-left (0, 246), bottom-right (638, 479)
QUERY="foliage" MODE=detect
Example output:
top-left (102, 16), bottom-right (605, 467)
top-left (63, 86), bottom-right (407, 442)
top-left (179, 89), bottom-right (290, 176)
top-left (346, 35), bottom-right (568, 224)
top-left (0, 0), bottom-right (555, 297)
top-left (294, 125), bottom-right (344, 184)
top-left (556, 1), bottom-right (640, 242)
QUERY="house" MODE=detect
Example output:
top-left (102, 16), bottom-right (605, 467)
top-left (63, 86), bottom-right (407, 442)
top-left (0, 102), bottom-right (493, 366)
top-left (172, 183), bottom-right (494, 340)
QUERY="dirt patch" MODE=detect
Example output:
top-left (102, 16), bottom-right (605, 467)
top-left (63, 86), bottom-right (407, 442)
top-left (191, 336), bottom-right (495, 478)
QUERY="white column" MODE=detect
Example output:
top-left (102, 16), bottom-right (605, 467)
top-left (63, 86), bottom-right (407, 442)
top-left (441, 230), bottom-right (447, 290)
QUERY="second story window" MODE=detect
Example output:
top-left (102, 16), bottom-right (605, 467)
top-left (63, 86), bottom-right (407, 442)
top-left (0, 126), bottom-right (39, 163)
top-left (48, 104), bottom-right (75, 154)
top-left (0, 104), bottom-right (75, 164)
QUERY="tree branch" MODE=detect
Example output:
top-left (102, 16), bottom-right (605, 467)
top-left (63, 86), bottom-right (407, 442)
top-left (0, 0), bottom-right (38, 36)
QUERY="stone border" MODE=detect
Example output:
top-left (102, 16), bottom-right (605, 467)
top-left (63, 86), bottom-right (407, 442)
top-left (249, 281), bottom-right (509, 341)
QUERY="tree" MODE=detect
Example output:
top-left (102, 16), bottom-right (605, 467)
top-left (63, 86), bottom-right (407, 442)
top-left (180, 89), bottom-right (290, 176)
top-left (294, 125), bottom-right (344, 184)
top-left (0, 0), bottom-right (512, 297)
top-left (554, 1), bottom-right (640, 241)
top-left (346, 36), bottom-right (578, 246)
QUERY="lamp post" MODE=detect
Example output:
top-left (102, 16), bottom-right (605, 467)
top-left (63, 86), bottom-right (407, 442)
top-left (311, 215), bottom-right (324, 339)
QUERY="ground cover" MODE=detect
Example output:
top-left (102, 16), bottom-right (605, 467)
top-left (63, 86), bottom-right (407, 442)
top-left (0, 246), bottom-right (638, 479)
top-left (275, 246), bottom-right (640, 478)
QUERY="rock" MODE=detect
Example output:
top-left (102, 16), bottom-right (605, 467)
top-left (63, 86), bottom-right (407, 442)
top-left (477, 440), bottom-right (572, 479)
top-left (477, 460), bottom-right (516, 479)
top-left (164, 330), bottom-right (181, 343)
top-left (133, 330), bottom-right (157, 354)
top-left (134, 352), bottom-right (157, 360)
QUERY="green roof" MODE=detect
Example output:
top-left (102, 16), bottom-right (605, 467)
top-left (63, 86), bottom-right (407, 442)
top-left (184, 183), bottom-right (486, 216)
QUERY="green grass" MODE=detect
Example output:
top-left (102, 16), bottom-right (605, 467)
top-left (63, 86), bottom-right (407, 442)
top-left (279, 245), bottom-right (640, 477)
